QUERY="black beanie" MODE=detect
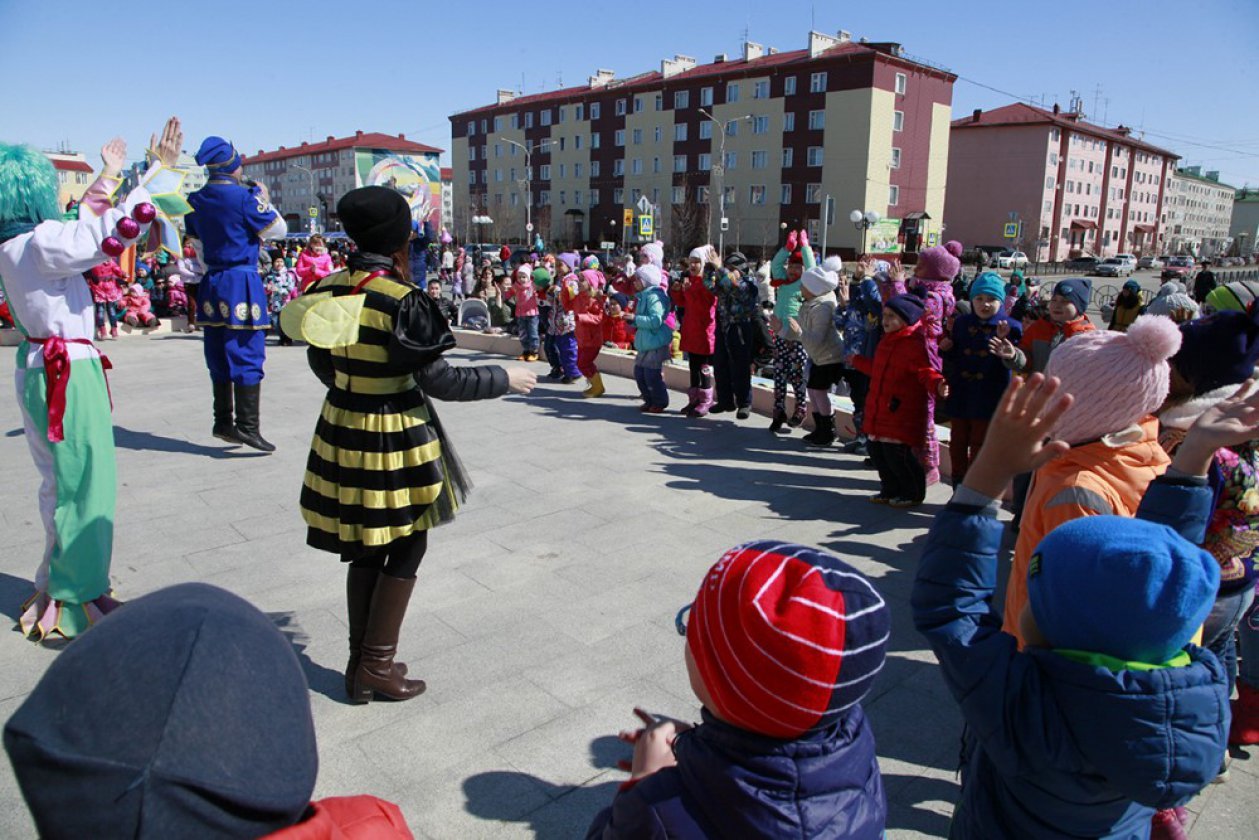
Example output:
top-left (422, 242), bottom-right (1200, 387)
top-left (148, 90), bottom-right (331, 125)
top-left (4, 584), bottom-right (317, 838)
top-left (885, 292), bottom-right (925, 326)
top-left (337, 186), bottom-right (413, 255)
top-left (1173, 310), bottom-right (1259, 396)
top-left (724, 251), bottom-right (749, 272)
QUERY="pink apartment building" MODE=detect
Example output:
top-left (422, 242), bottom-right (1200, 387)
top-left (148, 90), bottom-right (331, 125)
top-left (944, 103), bottom-right (1179, 261)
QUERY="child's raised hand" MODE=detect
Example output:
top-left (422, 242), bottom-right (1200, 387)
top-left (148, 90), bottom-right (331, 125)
top-left (798, 229), bottom-right (810, 249)
top-left (995, 320), bottom-right (1011, 340)
top-left (100, 137), bottom-right (127, 178)
top-left (785, 229), bottom-right (798, 252)
top-left (1174, 381), bottom-right (1259, 476)
top-left (616, 707), bottom-right (692, 780)
top-left (989, 336), bottom-right (1015, 359)
top-left (963, 374), bottom-right (1073, 499)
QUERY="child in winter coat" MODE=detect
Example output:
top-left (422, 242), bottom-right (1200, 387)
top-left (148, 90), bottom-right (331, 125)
top-left (992, 278), bottom-right (1096, 374)
top-left (264, 260), bottom-right (297, 346)
top-left (704, 252), bottom-right (761, 419)
top-left (603, 293), bottom-right (634, 349)
top-left (908, 241), bottom-right (961, 486)
top-left (122, 281), bottom-right (159, 328)
top-left (630, 264), bottom-right (674, 413)
top-left (914, 373), bottom-right (1237, 840)
top-left (795, 259), bottom-right (846, 447)
top-left (507, 264), bottom-right (541, 361)
top-left (294, 234), bottom-right (333, 292)
top-left (1108, 279), bottom-right (1143, 331)
top-left (671, 246), bottom-right (719, 417)
top-left (941, 272), bottom-right (1023, 485)
top-left (548, 268), bottom-right (581, 383)
top-left (1144, 280), bottom-right (1200, 323)
top-left (587, 540), bottom-right (890, 839)
top-left (1002, 316), bottom-right (1183, 646)
top-left (766, 230), bottom-right (815, 432)
top-left (166, 276), bottom-right (188, 317)
top-left (837, 263), bottom-right (885, 455)
top-left (87, 259), bottom-right (125, 340)
top-left (850, 294), bottom-right (948, 507)
top-left (572, 268), bottom-right (607, 397)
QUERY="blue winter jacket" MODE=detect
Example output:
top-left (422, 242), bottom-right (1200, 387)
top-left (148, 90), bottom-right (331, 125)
top-left (585, 708), bottom-right (885, 840)
top-left (838, 278), bottom-right (882, 360)
top-left (943, 312), bottom-right (1023, 420)
top-left (913, 476), bottom-right (1229, 839)
top-left (633, 286), bottom-right (674, 352)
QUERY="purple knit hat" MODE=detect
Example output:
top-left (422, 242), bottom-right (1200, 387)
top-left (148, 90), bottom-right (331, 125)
top-left (1045, 315), bottom-right (1183, 445)
top-left (915, 241), bottom-right (962, 282)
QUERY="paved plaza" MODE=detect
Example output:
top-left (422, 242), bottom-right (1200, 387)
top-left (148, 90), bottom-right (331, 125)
top-left (0, 334), bottom-right (1256, 838)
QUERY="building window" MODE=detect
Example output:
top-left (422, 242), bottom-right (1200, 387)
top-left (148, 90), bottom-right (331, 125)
top-left (466, 121), bottom-right (475, 137)
top-left (634, 96), bottom-right (644, 113)
top-left (539, 164), bottom-right (551, 180)
top-left (615, 99), bottom-right (626, 116)
top-left (558, 107), bottom-right (566, 124)
top-left (805, 183), bottom-right (821, 204)
top-left (589, 188), bottom-right (599, 205)
top-left (753, 80), bottom-right (769, 99)
top-left (468, 147), bottom-right (476, 162)
top-left (726, 82), bottom-right (740, 103)
top-left (697, 186), bottom-right (709, 204)
top-left (614, 130), bottom-right (625, 147)
top-left (574, 189), bottom-right (581, 204)
top-left (888, 185), bottom-right (899, 206)
top-left (1046, 175), bottom-right (1055, 189)
top-left (749, 185), bottom-right (766, 205)
top-left (893, 111), bottom-right (904, 132)
top-left (631, 159), bottom-right (643, 176)
top-left (510, 192), bottom-right (518, 207)
top-left (752, 116), bottom-right (768, 134)
top-left (525, 112), bottom-right (534, 129)
top-left (558, 137), bottom-right (566, 152)
top-left (575, 135), bottom-right (582, 150)
top-left (673, 154), bottom-right (687, 172)
top-left (895, 73), bottom-right (907, 95)
top-left (652, 157), bottom-right (661, 174)
top-left (574, 163), bottom-right (583, 178)
top-left (494, 169), bottom-right (503, 182)
top-left (480, 119), bottom-right (488, 133)
top-left (784, 75), bottom-right (797, 96)
top-left (780, 184), bottom-right (792, 204)
top-left (493, 116), bottom-right (503, 132)
top-left (590, 161), bottom-right (600, 176)
top-left (591, 133), bottom-right (601, 149)
top-left (613, 188), bottom-right (623, 204)
top-left (698, 153), bottom-right (712, 170)
top-left (613, 159), bottom-right (624, 176)
top-left (784, 113), bottom-right (795, 132)
top-left (674, 90), bottom-right (690, 109)
top-left (699, 121), bottom-right (713, 140)
top-left (700, 86), bottom-right (713, 107)
top-left (808, 110), bottom-right (825, 130)
top-left (631, 188), bottom-right (641, 203)
top-left (782, 148), bottom-right (793, 167)
top-left (751, 150), bottom-right (768, 169)
top-left (807, 147), bottom-right (824, 167)
top-left (672, 186), bottom-right (685, 204)
top-left (891, 147), bottom-right (901, 169)
top-left (724, 151), bottom-right (737, 170)
top-left (494, 143), bottom-right (502, 158)
top-left (467, 171), bottom-right (476, 185)
top-left (674, 123), bottom-right (688, 142)
top-left (574, 103), bottom-right (584, 121)
top-left (726, 120), bottom-right (739, 137)
top-left (810, 71), bottom-right (827, 93)
top-left (724, 186), bottom-right (736, 206)
top-left (632, 128), bottom-right (643, 145)
top-left (590, 102), bottom-right (601, 120)
top-left (655, 94), bottom-right (663, 111)
top-left (558, 164), bottom-right (566, 178)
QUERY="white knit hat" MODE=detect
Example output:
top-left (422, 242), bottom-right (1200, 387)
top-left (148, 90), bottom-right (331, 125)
top-left (635, 264), bottom-right (665, 289)
top-left (641, 241), bottom-right (664, 269)
top-left (801, 265), bottom-right (839, 296)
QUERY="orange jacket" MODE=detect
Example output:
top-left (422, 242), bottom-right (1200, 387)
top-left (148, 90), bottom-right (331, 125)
top-left (1002, 416), bottom-right (1170, 645)
top-left (1011, 315), bottom-right (1095, 373)
top-left (266, 796), bottom-right (412, 839)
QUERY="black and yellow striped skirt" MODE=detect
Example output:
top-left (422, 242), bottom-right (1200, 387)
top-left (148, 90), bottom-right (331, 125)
top-left (301, 387), bottom-right (460, 556)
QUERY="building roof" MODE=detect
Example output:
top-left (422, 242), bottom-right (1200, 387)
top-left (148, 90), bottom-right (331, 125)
top-left (951, 102), bottom-right (1178, 159)
top-left (1174, 167), bottom-right (1235, 190)
top-left (50, 158), bottom-right (92, 173)
top-left (453, 40), bottom-right (952, 118)
top-left (243, 131), bottom-right (443, 165)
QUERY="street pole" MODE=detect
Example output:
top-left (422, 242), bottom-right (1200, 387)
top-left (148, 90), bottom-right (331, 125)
top-left (506, 138), bottom-right (545, 247)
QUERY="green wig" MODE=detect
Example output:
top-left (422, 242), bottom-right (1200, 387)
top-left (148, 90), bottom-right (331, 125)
top-left (0, 143), bottom-right (61, 236)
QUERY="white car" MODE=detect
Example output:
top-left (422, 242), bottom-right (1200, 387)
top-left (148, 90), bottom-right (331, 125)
top-left (996, 250), bottom-right (1029, 269)
top-left (1137, 255), bottom-right (1164, 270)
top-left (1094, 257), bottom-right (1134, 277)
top-left (1113, 253), bottom-right (1139, 272)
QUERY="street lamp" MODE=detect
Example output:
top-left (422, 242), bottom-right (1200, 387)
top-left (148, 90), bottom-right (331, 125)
top-left (699, 108), bottom-right (752, 256)
top-left (288, 164), bottom-right (317, 234)
top-left (503, 138), bottom-right (550, 246)
top-left (850, 209), bottom-right (881, 257)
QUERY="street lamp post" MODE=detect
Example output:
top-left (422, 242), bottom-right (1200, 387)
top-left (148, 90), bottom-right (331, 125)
top-left (288, 164), bottom-right (317, 233)
top-left (699, 109), bottom-right (751, 256)
top-left (504, 138), bottom-right (550, 247)
top-left (849, 209), bottom-right (881, 257)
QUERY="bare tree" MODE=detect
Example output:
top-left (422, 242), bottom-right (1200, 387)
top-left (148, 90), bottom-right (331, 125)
top-left (670, 176), bottom-right (709, 254)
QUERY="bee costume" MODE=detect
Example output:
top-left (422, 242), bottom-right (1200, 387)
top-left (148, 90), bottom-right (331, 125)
top-left (286, 186), bottom-right (509, 703)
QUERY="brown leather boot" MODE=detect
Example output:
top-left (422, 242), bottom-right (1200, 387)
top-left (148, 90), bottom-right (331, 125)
top-left (350, 574), bottom-right (426, 703)
top-left (346, 567), bottom-right (409, 699)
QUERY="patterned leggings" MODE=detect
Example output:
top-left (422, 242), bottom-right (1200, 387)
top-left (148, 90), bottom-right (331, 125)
top-left (771, 335), bottom-right (807, 420)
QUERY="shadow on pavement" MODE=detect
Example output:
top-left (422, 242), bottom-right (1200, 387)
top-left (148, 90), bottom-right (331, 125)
top-left (0, 572), bottom-right (33, 624)
top-left (269, 611), bottom-right (352, 705)
top-left (462, 769), bottom-right (618, 837)
top-left (114, 425), bottom-right (261, 458)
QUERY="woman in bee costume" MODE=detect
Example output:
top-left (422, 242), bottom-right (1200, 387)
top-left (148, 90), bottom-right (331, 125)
top-left (287, 186), bottom-right (535, 703)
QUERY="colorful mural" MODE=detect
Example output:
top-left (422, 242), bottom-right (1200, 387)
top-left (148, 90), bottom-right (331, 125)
top-left (354, 149), bottom-right (441, 228)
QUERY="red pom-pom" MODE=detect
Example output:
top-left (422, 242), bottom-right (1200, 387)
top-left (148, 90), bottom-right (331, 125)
top-left (101, 236), bottom-right (125, 257)
top-left (132, 203), bottom-right (157, 224)
top-left (116, 217), bottom-right (141, 240)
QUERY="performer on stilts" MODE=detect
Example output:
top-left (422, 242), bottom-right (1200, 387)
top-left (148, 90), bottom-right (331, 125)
top-left (283, 187), bottom-right (536, 703)
top-left (185, 137), bottom-right (287, 452)
top-left (0, 118), bottom-right (183, 640)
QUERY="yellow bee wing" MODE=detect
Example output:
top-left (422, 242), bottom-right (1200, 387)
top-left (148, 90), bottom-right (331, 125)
top-left (279, 292), bottom-right (366, 349)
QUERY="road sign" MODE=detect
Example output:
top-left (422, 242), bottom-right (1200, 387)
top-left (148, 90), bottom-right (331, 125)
top-left (720, 217), bottom-right (729, 232)
top-left (636, 195), bottom-right (653, 215)
top-left (599, 241), bottom-right (616, 250)
top-left (1003, 222), bottom-right (1020, 239)
top-left (526, 222), bottom-right (534, 232)
top-left (824, 196), bottom-right (835, 226)
top-left (926, 232), bottom-right (939, 246)
top-left (639, 215), bottom-right (654, 237)
top-left (623, 209), bottom-right (634, 227)
top-left (308, 207), bottom-right (318, 218)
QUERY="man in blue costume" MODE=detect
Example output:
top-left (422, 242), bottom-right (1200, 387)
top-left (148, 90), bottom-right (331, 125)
top-left (185, 137), bottom-right (287, 452)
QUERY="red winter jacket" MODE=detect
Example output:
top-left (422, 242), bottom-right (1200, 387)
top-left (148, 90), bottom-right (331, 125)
top-left (571, 290), bottom-right (605, 347)
top-left (852, 321), bottom-right (944, 446)
top-left (670, 274), bottom-right (717, 355)
top-left (265, 796), bottom-right (412, 839)
top-left (603, 314), bottom-right (633, 348)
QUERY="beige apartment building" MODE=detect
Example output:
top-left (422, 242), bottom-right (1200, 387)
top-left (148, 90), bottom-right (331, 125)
top-left (450, 30), bottom-right (956, 258)
top-left (1165, 166), bottom-right (1236, 258)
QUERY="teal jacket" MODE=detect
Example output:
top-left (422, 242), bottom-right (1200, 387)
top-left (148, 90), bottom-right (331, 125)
top-left (633, 286), bottom-right (674, 352)
top-left (771, 244), bottom-right (815, 321)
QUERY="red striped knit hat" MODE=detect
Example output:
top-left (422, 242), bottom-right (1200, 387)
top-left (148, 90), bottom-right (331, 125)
top-left (687, 540), bottom-right (890, 739)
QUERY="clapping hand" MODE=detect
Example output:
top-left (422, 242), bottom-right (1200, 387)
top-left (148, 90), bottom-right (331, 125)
top-left (150, 117), bottom-right (183, 167)
top-left (100, 137), bottom-right (127, 178)
top-left (988, 321), bottom-right (1015, 359)
top-left (785, 229), bottom-right (798, 252)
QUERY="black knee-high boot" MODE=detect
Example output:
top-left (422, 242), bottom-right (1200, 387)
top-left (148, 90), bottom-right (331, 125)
top-left (233, 383), bottom-right (275, 453)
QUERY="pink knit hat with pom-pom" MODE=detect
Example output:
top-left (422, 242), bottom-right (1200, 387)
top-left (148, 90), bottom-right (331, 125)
top-left (1045, 315), bottom-right (1183, 445)
top-left (915, 240), bottom-right (963, 282)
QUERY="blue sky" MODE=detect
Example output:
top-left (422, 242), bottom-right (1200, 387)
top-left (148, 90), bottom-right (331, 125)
top-left (3, 0), bottom-right (1257, 187)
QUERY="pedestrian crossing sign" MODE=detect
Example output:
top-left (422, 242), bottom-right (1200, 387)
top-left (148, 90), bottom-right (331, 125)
top-left (1003, 222), bottom-right (1020, 239)
top-left (638, 215), bottom-right (653, 237)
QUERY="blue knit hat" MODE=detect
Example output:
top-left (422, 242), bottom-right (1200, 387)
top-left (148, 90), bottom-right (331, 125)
top-left (1027, 517), bottom-right (1218, 663)
top-left (195, 136), bottom-right (242, 172)
top-left (1052, 278), bottom-right (1092, 315)
top-left (969, 271), bottom-right (1006, 302)
top-left (885, 293), bottom-right (924, 326)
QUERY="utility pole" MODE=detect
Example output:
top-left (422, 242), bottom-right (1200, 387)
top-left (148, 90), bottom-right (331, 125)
top-left (505, 138), bottom-right (549, 246)
top-left (699, 108), bottom-right (751, 255)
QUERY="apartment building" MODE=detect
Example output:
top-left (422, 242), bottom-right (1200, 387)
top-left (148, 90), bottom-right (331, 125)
top-left (1165, 166), bottom-right (1236, 258)
top-left (241, 131), bottom-right (444, 234)
top-left (945, 103), bottom-right (1178, 261)
top-left (45, 151), bottom-right (93, 208)
top-left (449, 30), bottom-right (956, 257)
top-left (1231, 188), bottom-right (1259, 258)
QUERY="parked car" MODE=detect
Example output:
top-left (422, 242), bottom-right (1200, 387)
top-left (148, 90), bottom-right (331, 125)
top-left (996, 249), bottom-right (1029, 269)
top-left (1094, 257), bottom-right (1133, 277)
top-left (1137, 255), bottom-right (1164, 270)
top-left (1161, 256), bottom-right (1196, 281)
top-left (1065, 255), bottom-right (1100, 273)
top-left (464, 243), bottom-right (503, 266)
top-left (1113, 253), bottom-right (1138, 272)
